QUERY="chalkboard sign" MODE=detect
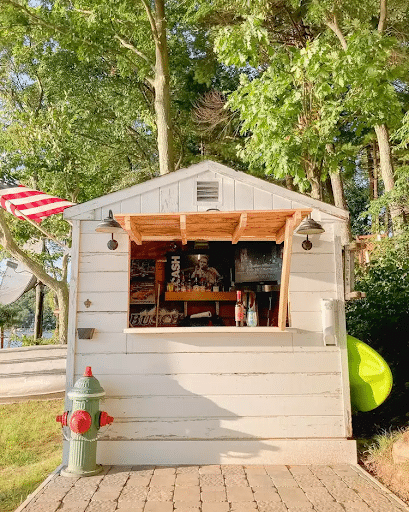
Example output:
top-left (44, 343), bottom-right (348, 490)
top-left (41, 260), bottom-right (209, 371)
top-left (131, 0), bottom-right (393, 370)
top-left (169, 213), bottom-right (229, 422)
top-left (235, 242), bottom-right (283, 284)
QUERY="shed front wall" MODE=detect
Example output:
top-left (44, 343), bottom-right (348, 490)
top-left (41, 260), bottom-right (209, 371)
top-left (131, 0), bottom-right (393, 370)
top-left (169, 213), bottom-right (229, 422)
top-left (67, 172), bottom-right (354, 465)
top-left (68, 229), bottom-right (355, 464)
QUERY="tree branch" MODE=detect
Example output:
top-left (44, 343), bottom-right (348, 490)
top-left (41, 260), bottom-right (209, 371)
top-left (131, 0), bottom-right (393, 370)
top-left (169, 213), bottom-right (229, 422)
top-left (113, 34), bottom-right (155, 74)
top-left (378, 0), bottom-right (387, 33)
top-left (0, 210), bottom-right (66, 295)
top-left (140, 0), bottom-right (159, 45)
top-left (326, 14), bottom-right (348, 51)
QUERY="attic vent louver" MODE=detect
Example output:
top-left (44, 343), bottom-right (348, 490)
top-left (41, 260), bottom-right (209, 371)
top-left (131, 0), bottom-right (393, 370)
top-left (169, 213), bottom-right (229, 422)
top-left (196, 181), bottom-right (219, 202)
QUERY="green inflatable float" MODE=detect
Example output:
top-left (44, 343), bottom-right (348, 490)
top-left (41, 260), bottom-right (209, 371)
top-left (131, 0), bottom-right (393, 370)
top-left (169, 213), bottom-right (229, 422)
top-left (347, 335), bottom-right (393, 412)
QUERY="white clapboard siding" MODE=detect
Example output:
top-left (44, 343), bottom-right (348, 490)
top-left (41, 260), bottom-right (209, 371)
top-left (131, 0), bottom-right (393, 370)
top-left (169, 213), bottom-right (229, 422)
top-left (76, 373), bottom-right (341, 397)
top-left (220, 176), bottom-right (235, 210)
top-left (103, 394), bottom-right (343, 419)
top-left (126, 332), bottom-right (294, 353)
top-left (292, 238), bottom-right (335, 254)
top-left (290, 312), bottom-right (322, 332)
top-left (77, 272), bottom-right (129, 293)
top-left (289, 273), bottom-right (337, 293)
top-left (160, 183), bottom-right (179, 212)
top-left (290, 291), bottom-right (337, 312)
top-left (79, 253), bottom-right (128, 273)
top-left (100, 416), bottom-right (345, 441)
top-left (76, 312), bottom-right (127, 332)
top-left (79, 232), bottom-right (129, 253)
top-left (254, 188), bottom-right (273, 210)
top-left (120, 195), bottom-right (141, 214)
top-left (291, 253), bottom-right (336, 274)
top-left (235, 181), bottom-right (254, 210)
top-left (272, 195), bottom-right (292, 210)
top-left (291, 330), bottom-right (323, 346)
top-left (81, 220), bottom-right (105, 234)
top-left (178, 178), bottom-right (196, 212)
top-left (76, 333), bottom-right (127, 355)
top-left (77, 292), bottom-right (128, 312)
top-left (75, 350), bottom-right (341, 375)
top-left (140, 188), bottom-right (160, 213)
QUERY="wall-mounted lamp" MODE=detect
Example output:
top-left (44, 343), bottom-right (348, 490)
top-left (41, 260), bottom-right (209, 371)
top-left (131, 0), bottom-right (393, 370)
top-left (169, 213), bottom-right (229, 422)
top-left (296, 216), bottom-right (325, 250)
top-left (95, 210), bottom-right (124, 250)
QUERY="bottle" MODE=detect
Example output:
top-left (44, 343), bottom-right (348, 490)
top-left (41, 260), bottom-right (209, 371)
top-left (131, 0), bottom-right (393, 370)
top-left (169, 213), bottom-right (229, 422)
top-left (235, 290), bottom-right (244, 327)
top-left (180, 273), bottom-right (186, 292)
top-left (193, 276), bottom-right (200, 291)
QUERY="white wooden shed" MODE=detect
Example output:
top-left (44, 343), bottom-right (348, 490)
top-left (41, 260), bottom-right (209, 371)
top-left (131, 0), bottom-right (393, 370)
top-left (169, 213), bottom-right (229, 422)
top-left (63, 160), bottom-right (357, 465)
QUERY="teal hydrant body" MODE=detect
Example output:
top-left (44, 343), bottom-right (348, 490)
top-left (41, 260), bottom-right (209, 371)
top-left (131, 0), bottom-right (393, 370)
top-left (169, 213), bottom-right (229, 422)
top-left (56, 367), bottom-right (113, 477)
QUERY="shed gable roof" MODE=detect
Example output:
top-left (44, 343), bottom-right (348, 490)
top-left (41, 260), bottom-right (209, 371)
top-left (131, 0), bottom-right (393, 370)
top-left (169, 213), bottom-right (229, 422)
top-left (63, 160), bottom-right (349, 220)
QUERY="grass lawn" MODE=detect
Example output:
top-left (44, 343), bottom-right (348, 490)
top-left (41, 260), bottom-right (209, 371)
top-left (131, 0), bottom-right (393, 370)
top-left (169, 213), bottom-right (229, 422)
top-left (0, 399), bottom-right (63, 512)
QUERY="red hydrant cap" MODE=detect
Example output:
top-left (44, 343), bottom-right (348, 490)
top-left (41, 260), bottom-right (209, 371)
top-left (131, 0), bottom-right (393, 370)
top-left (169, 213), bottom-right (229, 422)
top-left (99, 410), bottom-right (114, 427)
top-left (84, 366), bottom-right (93, 377)
top-left (56, 411), bottom-right (69, 426)
top-left (69, 410), bottom-right (92, 434)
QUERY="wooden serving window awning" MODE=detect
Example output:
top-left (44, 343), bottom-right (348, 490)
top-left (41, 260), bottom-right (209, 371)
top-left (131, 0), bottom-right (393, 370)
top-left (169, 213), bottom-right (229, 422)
top-left (115, 209), bottom-right (311, 245)
top-left (115, 209), bottom-right (311, 331)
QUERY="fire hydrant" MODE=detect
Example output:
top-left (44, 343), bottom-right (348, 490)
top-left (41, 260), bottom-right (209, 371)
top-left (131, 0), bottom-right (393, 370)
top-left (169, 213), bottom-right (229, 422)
top-left (56, 366), bottom-right (114, 477)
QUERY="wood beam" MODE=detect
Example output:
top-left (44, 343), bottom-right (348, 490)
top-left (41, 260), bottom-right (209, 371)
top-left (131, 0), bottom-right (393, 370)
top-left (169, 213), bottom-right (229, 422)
top-left (180, 214), bottom-right (187, 245)
top-left (125, 216), bottom-right (142, 245)
top-left (278, 217), bottom-right (295, 330)
top-left (232, 213), bottom-right (247, 244)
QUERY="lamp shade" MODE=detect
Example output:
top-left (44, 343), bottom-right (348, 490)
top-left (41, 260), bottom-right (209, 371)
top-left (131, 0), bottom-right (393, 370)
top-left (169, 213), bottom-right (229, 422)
top-left (296, 217), bottom-right (325, 235)
top-left (95, 210), bottom-right (123, 233)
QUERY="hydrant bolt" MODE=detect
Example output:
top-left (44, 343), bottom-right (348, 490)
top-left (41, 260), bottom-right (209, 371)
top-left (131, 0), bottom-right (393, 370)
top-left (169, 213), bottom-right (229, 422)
top-left (56, 411), bottom-right (69, 427)
top-left (99, 411), bottom-right (114, 428)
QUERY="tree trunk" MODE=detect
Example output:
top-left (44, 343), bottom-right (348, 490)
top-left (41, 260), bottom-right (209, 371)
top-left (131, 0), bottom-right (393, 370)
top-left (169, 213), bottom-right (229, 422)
top-left (0, 327), bottom-right (3, 349)
top-left (34, 280), bottom-right (44, 340)
top-left (374, 123), bottom-right (403, 230)
top-left (305, 160), bottom-right (321, 200)
top-left (153, 0), bottom-right (174, 176)
top-left (285, 175), bottom-right (295, 191)
top-left (330, 171), bottom-right (352, 244)
top-left (0, 210), bottom-right (69, 344)
top-left (367, 144), bottom-right (375, 201)
top-left (368, 142), bottom-right (380, 233)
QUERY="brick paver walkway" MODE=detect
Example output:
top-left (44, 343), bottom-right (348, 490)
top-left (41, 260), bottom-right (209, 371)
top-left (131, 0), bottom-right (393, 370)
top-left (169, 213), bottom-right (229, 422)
top-left (17, 465), bottom-right (409, 512)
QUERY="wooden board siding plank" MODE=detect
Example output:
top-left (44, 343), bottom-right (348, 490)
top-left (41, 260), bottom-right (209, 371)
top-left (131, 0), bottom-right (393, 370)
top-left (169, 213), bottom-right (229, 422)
top-left (289, 273), bottom-right (337, 293)
top-left (79, 233), bottom-right (129, 253)
top-left (290, 291), bottom-right (337, 312)
top-left (272, 195), bottom-right (291, 210)
top-left (180, 214), bottom-right (187, 245)
top-left (96, 439), bottom-right (357, 465)
top-left (140, 188), bottom-right (160, 213)
top-left (75, 351), bottom-right (342, 375)
top-left (254, 188), bottom-right (273, 210)
top-left (77, 292), bottom-right (128, 312)
top-left (290, 253), bottom-right (336, 274)
top-left (75, 373), bottom-right (342, 397)
top-left (78, 272), bottom-right (128, 292)
top-left (120, 195), bottom-right (141, 214)
top-left (126, 332), bottom-right (295, 352)
top-left (289, 312), bottom-right (323, 332)
top-left (178, 178), bottom-right (196, 212)
top-left (76, 312), bottom-right (127, 333)
top-left (160, 183), bottom-right (179, 213)
top-left (292, 238), bottom-right (335, 254)
top-left (235, 182), bottom-right (254, 210)
top-left (80, 221), bottom-right (103, 234)
top-left (76, 333), bottom-right (127, 354)
top-left (100, 416), bottom-right (345, 441)
top-left (79, 253), bottom-right (128, 273)
top-left (103, 394), bottom-right (343, 418)
top-left (221, 176), bottom-right (235, 210)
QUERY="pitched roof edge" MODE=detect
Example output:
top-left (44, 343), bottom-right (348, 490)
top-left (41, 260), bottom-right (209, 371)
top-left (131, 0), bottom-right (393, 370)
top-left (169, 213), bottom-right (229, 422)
top-left (63, 159), bottom-right (349, 221)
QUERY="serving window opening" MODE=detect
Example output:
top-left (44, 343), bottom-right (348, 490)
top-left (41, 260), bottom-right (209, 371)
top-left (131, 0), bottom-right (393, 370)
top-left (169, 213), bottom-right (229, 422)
top-left (128, 240), bottom-right (284, 329)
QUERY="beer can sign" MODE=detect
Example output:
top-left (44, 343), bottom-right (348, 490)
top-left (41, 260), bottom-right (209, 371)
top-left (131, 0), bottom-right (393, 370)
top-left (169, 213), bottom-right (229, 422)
top-left (167, 254), bottom-right (181, 288)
